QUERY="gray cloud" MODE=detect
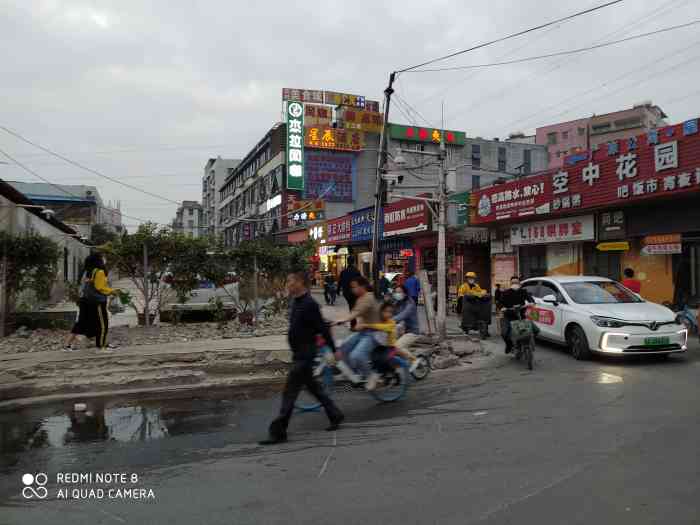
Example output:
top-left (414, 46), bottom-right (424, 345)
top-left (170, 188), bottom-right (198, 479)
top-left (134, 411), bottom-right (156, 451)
top-left (2, 0), bottom-right (699, 226)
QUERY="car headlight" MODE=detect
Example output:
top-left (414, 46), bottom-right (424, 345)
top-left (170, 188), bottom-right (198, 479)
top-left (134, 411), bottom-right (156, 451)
top-left (590, 316), bottom-right (626, 328)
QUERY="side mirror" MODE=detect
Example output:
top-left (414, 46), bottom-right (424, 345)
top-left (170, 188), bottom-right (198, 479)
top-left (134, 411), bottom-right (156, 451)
top-left (542, 294), bottom-right (558, 305)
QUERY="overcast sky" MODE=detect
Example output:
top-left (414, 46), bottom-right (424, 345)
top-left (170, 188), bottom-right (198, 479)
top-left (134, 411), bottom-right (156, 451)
top-left (2, 0), bottom-right (699, 227)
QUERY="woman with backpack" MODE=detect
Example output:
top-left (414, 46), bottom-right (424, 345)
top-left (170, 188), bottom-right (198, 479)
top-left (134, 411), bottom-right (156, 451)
top-left (64, 252), bottom-right (120, 351)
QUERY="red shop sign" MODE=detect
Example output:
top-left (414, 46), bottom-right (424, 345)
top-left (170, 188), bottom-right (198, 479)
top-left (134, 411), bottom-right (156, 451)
top-left (383, 198), bottom-right (431, 238)
top-left (327, 215), bottom-right (352, 243)
top-left (470, 117), bottom-right (700, 224)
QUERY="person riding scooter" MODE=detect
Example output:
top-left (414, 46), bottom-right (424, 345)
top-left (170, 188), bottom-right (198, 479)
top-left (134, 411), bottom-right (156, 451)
top-left (459, 272), bottom-right (491, 337)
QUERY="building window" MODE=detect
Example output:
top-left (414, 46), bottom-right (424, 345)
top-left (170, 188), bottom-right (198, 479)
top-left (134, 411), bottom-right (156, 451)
top-left (498, 147), bottom-right (506, 172)
top-left (471, 144), bottom-right (481, 169)
top-left (523, 149), bottom-right (531, 174)
top-left (188, 208), bottom-right (194, 216)
top-left (562, 130), bottom-right (569, 140)
top-left (187, 220), bottom-right (194, 229)
top-left (578, 127), bottom-right (586, 136)
top-left (471, 175), bottom-right (481, 189)
top-left (547, 132), bottom-right (557, 145)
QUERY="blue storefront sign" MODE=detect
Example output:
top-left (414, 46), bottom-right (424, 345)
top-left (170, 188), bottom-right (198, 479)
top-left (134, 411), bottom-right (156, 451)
top-left (351, 206), bottom-right (376, 243)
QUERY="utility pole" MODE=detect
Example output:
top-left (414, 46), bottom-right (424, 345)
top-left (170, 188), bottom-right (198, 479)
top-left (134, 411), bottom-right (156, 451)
top-left (0, 239), bottom-right (6, 338)
top-left (436, 131), bottom-right (448, 340)
top-left (371, 72), bottom-right (396, 295)
top-left (143, 242), bottom-right (150, 327)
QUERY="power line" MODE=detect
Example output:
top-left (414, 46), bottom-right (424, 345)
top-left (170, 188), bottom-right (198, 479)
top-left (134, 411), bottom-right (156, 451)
top-left (397, 0), bottom-right (624, 73)
top-left (443, 0), bottom-right (690, 128)
top-left (407, 19), bottom-right (700, 73)
top-left (500, 35), bottom-right (700, 133)
top-left (0, 145), bottom-right (164, 227)
top-left (0, 126), bottom-right (181, 206)
top-left (12, 143), bottom-right (241, 158)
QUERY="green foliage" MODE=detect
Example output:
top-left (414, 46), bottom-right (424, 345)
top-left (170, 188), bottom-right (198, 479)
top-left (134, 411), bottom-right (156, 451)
top-left (90, 224), bottom-right (118, 246)
top-left (168, 235), bottom-right (210, 304)
top-left (208, 296), bottom-right (228, 330)
top-left (0, 231), bottom-right (61, 304)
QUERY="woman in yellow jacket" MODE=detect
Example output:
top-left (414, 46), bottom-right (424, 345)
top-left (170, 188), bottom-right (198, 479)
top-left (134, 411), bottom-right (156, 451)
top-left (70, 252), bottom-right (120, 350)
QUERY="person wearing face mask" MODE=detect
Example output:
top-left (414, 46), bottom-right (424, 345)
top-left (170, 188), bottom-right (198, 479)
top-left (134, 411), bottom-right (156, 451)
top-left (391, 284), bottom-right (421, 373)
top-left (499, 276), bottom-right (534, 354)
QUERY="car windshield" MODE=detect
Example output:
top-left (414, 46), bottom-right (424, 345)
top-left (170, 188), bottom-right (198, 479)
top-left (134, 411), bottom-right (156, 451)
top-left (562, 281), bottom-right (643, 304)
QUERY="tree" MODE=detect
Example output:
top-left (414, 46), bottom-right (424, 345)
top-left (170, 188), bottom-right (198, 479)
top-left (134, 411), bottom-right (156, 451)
top-left (105, 223), bottom-right (178, 318)
top-left (90, 224), bottom-right (118, 246)
top-left (0, 232), bottom-right (61, 318)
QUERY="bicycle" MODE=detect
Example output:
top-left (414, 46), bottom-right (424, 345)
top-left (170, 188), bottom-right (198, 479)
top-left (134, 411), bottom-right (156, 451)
top-left (295, 341), bottom-right (411, 411)
top-left (503, 305), bottom-right (536, 370)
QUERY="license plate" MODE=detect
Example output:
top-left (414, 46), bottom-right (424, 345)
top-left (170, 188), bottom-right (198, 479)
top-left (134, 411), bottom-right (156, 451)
top-left (644, 336), bottom-right (670, 346)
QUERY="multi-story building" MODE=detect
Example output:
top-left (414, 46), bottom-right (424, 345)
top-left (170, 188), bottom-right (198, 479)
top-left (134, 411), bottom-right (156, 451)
top-left (172, 200), bottom-right (203, 238)
top-left (383, 124), bottom-right (547, 290)
top-left (218, 123), bottom-right (287, 247)
top-left (5, 181), bottom-right (122, 239)
top-left (202, 157), bottom-right (240, 237)
top-left (536, 102), bottom-right (667, 169)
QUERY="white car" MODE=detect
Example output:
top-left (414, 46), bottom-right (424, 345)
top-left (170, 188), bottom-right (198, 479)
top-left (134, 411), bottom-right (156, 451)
top-left (520, 276), bottom-right (688, 360)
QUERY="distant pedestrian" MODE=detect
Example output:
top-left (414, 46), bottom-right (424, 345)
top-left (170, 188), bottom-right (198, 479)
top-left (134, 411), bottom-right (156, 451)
top-left (259, 270), bottom-right (344, 445)
top-left (622, 268), bottom-right (642, 294)
top-left (378, 271), bottom-right (391, 299)
top-left (338, 256), bottom-right (361, 311)
top-left (323, 273), bottom-right (337, 305)
top-left (404, 271), bottom-right (421, 305)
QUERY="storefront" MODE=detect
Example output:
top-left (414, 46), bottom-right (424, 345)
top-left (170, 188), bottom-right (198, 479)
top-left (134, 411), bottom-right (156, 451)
top-left (469, 116), bottom-right (700, 305)
top-left (326, 215), bottom-right (352, 277)
top-left (350, 207), bottom-right (375, 277)
top-left (382, 198), bottom-right (431, 275)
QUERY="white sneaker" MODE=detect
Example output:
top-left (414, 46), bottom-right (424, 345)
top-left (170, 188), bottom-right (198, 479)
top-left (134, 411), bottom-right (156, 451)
top-left (409, 358), bottom-right (421, 374)
top-left (365, 372), bottom-right (380, 391)
top-left (62, 345), bottom-right (74, 352)
top-left (337, 361), bottom-right (362, 384)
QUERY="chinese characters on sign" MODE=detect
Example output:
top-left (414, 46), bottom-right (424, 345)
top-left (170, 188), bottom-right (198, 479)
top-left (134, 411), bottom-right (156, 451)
top-left (469, 117), bottom-right (700, 225)
top-left (327, 216), bottom-right (352, 243)
top-left (323, 91), bottom-right (366, 108)
top-left (383, 199), bottom-right (430, 237)
top-left (510, 216), bottom-right (595, 245)
top-left (304, 104), bottom-right (333, 127)
top-left (389, 124), bottom-right (466, 145)
top-left (282, 88), bottom-right (324, 103)
top-left (285, 101), bottom-right (305, 191)
top-left (305, 127), bottom-right (364, 151)
top-left (351, 208), bottom-right (374, 242)
top-left (340, 108), bottom-right (383, 134)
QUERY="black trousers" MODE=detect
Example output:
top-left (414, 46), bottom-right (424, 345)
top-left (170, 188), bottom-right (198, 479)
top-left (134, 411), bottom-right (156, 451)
top-left (324, 286), bottom-right (337, 305)
top-left (268, 357), bottom-right (343, 439)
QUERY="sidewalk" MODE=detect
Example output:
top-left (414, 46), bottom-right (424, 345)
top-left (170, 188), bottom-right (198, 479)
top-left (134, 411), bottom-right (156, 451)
top-left (0, 334), bottom-right (293, 409)
top-left (0, 292), bottom-right (494, 410)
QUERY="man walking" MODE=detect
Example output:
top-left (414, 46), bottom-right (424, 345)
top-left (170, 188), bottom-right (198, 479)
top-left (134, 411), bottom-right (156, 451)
top-left (260, 270), bottom-right (344, 445)
top-left (338, 256), bottom-right (361, 311)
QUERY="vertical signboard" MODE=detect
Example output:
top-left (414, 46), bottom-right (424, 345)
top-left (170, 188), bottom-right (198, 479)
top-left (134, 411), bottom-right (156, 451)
top-left (286, 101), bottom-right (305, 191)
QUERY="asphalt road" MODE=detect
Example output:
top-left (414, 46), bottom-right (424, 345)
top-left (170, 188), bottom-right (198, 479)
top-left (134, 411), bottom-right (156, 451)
top-left (1, 326), bottom-right (699, 525)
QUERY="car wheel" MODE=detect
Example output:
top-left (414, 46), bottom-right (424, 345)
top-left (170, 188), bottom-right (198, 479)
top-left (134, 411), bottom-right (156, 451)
top-left (568, 325), bottom-right (592, 361)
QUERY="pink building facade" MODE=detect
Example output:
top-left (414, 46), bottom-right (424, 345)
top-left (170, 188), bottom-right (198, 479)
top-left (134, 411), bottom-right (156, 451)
top-left (535, 117), bottom-right (590, 169)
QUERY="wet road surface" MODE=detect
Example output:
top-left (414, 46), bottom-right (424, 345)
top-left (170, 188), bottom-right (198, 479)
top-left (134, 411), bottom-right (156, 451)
top-left (1, 338), bottom-right (699, 524)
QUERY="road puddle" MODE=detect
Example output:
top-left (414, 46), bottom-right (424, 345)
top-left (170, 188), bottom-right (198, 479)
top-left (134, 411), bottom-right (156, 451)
top-left (595, 372), bottom-right (623, 384)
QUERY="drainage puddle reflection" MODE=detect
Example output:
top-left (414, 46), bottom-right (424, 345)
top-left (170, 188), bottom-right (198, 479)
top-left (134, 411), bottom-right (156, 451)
top-left (596, 372), bottom-right (623, 384)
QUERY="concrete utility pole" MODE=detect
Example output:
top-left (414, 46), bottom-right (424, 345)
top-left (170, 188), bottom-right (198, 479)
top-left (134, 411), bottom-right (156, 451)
top-left (436, 132), bottom-right (448, 340)
top-left (143, 242), bottom-right (150, 327)
top-left (371, 72), bottom-right (396, 295)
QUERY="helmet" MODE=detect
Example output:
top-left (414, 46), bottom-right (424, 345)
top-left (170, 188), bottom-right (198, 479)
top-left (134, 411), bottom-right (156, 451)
top-left (465, 272), bottom-right (477, 278)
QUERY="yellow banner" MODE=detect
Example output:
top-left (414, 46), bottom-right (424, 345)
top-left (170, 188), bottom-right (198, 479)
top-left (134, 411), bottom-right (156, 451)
top-left (596, 242), bottom-right (630, 252)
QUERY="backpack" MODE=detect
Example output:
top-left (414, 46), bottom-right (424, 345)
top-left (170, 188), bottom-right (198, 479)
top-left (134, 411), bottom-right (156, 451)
top-left (82, 269), bottom-right (108, 304)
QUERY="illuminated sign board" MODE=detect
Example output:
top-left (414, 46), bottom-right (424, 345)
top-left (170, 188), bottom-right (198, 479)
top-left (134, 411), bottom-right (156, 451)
top-left (286, 101), bottom-right (305, 191)
top-left (389, 124), bottom-right (466, 145)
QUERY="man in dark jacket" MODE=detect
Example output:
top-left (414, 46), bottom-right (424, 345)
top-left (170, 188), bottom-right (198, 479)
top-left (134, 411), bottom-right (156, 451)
top-left (338, 256), bottom-right (361, 311)
top-left (499, 276), bottom-right (534, 354)
top-left (260, 271), bottom-right (344, 445)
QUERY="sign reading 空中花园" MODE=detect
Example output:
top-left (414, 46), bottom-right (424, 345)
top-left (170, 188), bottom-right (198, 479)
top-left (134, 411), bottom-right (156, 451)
top-left (286, 101), bottom-right (305, 191)
top-left (470, 117), bottom-right (700, 224)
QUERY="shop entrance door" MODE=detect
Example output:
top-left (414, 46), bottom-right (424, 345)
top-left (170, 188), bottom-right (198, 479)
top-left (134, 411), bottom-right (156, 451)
top-left (519, 246), bottom-right (547, 279)
top-left (583, 243), bottom-right (621, 280)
